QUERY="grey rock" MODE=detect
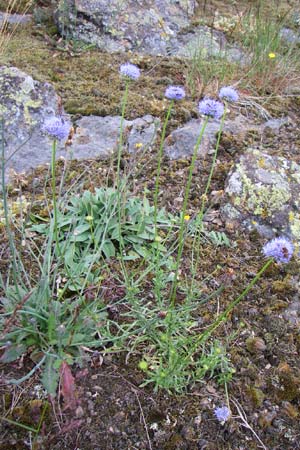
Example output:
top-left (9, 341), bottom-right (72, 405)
top-left (56, 0), bottom-right (195, 55)
top-left (280, 27), bottom-right (300, 45)
top-left (0, 66), bottom-right (160, 186)
top-left (0, 12), bottom-right (32, 26)
top-left (171, 25), bottom-right (247, 63)
top-left (72, 114), bottom-right (159, 158)
top-left (55, 0), bottom-right (246, 60)
top-left (0, 65), bottom-right (70, 187)
top-left (164, 115), bottom-right (258, 160)
top-left (221, 148), bottom-right (300, 240)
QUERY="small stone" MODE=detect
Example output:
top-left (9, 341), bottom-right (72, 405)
top-left (75, 406), bottom-right (84, 418)
top-left (258, 410), bottom-right (277, 428)
top-left (246, 337), bottom-right (267, 353)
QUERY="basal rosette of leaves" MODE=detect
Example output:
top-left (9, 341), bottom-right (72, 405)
top-left (0, 284), bottom-right (113, 395)
top-left (32, 187), bottom-right (176, 269)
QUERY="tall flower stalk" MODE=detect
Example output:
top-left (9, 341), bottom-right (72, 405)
top-left (1, 117), bottom-right (23, 298)
top-left (153, 86), bottom-right (185, 237)
top-left (169, 96), bottom-right (225, 306)
top-left (191, 87), bottom-right (239, 292)
top-left (43, 116), bottom-right (70, 256)
top-left (117, 63), bottom-right (140, 276)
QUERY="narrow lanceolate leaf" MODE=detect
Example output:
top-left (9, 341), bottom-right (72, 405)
top-left (0, 344), bottom-right (26, 363)
top-left (41, 355), bottom-right (60, 396)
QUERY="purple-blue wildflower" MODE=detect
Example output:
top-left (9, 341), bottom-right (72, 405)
top-left (119, 63), bottom-right (141, 80)
top-left (219, 86), bottom-right (239, 102)
top-left (198, 98), bottom-right (224, 120)
top-left (214, 406), bottom-right (231, 423)
top-left (262, 237), bottom-right (294, 264)
top-left (43, 116), bottom-right (70, 141)
top-left (165, 85), bottom-right (185, 100)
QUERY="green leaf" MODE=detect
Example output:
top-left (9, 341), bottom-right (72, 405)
top-left (102, 240), bottom-right (115, 258)
top-left (47, 313), bottom-right (56, 341)
top-left (0, 344), bottom-right (27, 363)
top-left (73, 223), bottom-right (91, 234)
top-left (41, 356), bottom-right (60, 396)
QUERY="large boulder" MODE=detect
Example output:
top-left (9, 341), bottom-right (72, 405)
top-left (55, 0), bottom-right (245, 61)
top-left (221, 148), bottom-right (300, 240)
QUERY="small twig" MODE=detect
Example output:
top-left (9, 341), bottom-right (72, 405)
top-left (133, 388), bottom-right (153, 450)
top-left (231, 397), bottom-right (267, 450)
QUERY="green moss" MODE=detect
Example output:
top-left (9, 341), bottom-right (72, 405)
top-left (0, 27), bottom-right (191, 120)
top-left (246, 386), bottom-right (265, 407)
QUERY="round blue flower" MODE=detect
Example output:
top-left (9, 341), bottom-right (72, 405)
top-left (262, 237), bottom-right (294, 263)
top-left (119, 63), bottom-right (141, 80)
top-left (219, 86), bottom-right (239, 102)
top-left (214, 406), bottom-right (231, 423)
top-left (43, 116), bottom-right (70, 141)
top-left (165, 85), bottom-right (185, 100)
top-left (198, 98), bottom-right (224, 120)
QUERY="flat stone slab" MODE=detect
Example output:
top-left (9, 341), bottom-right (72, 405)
top-left (221, 148), bottom-right (300, 240)
top-left (163, 115), bottom-right (287, 160)
top-left (71, 114), bottom-right (160, 158)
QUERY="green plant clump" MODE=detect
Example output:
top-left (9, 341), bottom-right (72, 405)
top-left (31, 187), bottom-right (175, 265)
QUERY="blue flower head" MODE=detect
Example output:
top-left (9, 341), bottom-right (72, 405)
top-left (214, 406), bottom-right (231, 423)
top-left (43, 116), bottom-right (70, 141)
top-left (119, 63), bottom-right (141, 80)
top-left (219, 86), bottom-right (239, 102)
top-left (262, 237), bottom-right (294, 264)
top-left (165, 85), bottom-right (185, 100)
top-left (198, 98), bottom-right (224, 119)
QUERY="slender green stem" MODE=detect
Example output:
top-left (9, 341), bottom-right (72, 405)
top-left (153, 100), bottom-right (174, 235)
top-left (169, 117), bottom-right (209, 305)
top-left (197, 258), bottom-right (273, 345)
top-left (7, 354), bottom-right (47, 385)
top-left (0, 117), bottom-right (23, 297)
top-left (116, 81), bottom-right (130, 284)
top-left (116, 81), bottom-right (129, 188)
top-left (190, 109), bottom-right (227, 292)
top-left (51, 139), bottom-right (60, 256)
top-left (198, 109), bottom-right (227, 224)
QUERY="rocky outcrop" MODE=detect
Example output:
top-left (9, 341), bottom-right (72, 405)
top-left (221, 148), bottom-right (300, 240)
top-left (163, 116), bottom-right (290, 160)
top-left (0, 66), bottom-right (159, 186)
top-left (55, 0), bottom-right (245, 61)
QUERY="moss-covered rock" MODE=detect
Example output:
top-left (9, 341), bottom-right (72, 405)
top-left (221, 148), bottom-right (300, 241)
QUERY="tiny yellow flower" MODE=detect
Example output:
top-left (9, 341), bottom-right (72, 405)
top-left (289, 211), bottom-right (294, 221)
top-left (184, 215), bottom-right (190, 221)
top-left (138, 360), bottom-right (148, 371)
top-left (135, 142), bottom-right (143, 149)
top-left (85, 215), bottom-right (93, 221)
top-left (268, 52), bottom-right (276, 59)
